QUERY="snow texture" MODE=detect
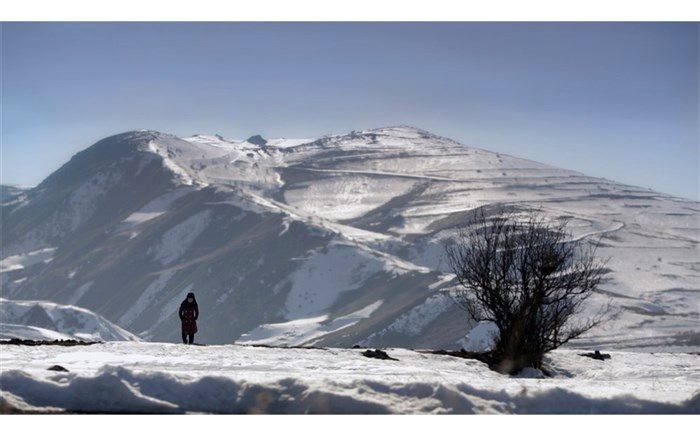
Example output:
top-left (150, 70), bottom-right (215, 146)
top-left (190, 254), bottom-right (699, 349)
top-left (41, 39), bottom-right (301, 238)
top-left (240, 300), bottom-right (383, 346)
top-left (0, 343), bottom-right (697, 414)
top-left (460, 322), bottom-right (499, 352)
top-left (149, 210), bottom-right (211, 265)
top-left (0, 248), bottom-right (56, 273)
top-left (284, 244), bottom-right (389, 319)
top-left (116, 187), bottom-right (194, 231)
top-left (365, 293), bottom-right (454, 344)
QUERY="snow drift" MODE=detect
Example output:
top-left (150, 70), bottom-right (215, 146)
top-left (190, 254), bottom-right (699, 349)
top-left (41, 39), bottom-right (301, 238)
top-left (0, 343), bottom-right (697, 414)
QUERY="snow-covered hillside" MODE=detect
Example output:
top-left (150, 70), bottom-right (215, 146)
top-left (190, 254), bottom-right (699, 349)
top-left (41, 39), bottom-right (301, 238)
top-left (0, 298), bottom-right (139, 342)
top-left (1, 126), bottom-right (698, 349)
top-left (0, 185), bottom-right (28, 205)
top-left (0, 342), bottom-right (697, 413)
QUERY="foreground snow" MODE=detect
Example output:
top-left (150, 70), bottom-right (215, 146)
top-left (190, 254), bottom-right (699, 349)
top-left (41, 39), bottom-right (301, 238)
top-left (0, 342), bottom-right (698, 414)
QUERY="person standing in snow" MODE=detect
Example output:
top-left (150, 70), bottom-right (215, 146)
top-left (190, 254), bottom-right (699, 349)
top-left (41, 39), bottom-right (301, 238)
top-left (179, 292), bottom-right (199, 344)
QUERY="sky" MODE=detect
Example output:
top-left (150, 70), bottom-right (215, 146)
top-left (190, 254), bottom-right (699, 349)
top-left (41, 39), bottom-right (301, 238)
top-left (1, 22), bottom-right (698, 199)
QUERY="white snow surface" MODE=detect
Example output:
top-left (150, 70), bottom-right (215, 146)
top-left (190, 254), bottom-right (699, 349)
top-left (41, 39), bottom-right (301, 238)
top-left (284, 243), bottom-right (391, 319)
top-left (364, 293), bottom-right (454, 344)
top-left (0, 324), bottom-right (73, 341)
top-left (116, 187), bottom-right (195, 232)
top-left (0, 342), bottom-right (697, 413)
top-left (0, 299), bottom-right (139, 342)
top-left (0, 247), bottom-right (56, 273)
top-left (240, 300), bottom-right (383, 346)
top-left (283, 176), bottom-right (416, 221)
top-left (460, 322), bottom-right (499, 352)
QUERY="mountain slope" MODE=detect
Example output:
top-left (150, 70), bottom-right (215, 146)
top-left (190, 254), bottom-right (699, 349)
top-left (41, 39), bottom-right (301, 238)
top-left (0, 298), bottom-right (139, 341)
top-left (2, 126), bottom-right (698, 349)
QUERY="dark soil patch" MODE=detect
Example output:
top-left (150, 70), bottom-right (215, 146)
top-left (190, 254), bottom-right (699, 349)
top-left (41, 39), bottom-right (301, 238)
top-left (245, 343), bottom-right (326, 350)
top-left (422, 349), bottom-right (497, 367)
top-left (362, 349), bottom-right (398, 361)
top-left (579, 350), bottom-right (611, 361)
top-left (0, 338), bottom-right (101, 347)
top-left (47, 365), bottom-right (69, 372)
top-left (422, 349), bottom-right (556, 376)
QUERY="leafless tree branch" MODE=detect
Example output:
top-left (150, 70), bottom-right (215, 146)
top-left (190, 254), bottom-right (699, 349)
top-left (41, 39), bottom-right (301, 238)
top-left (444, 207), bottom-right (610, 373)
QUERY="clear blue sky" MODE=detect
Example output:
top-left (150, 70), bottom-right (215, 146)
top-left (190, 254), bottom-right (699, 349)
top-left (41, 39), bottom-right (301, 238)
top-left (2, 22), bottom-right (698, 199)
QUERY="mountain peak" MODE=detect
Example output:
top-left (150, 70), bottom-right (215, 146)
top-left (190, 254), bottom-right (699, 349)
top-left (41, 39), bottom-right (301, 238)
top-left (246, 135), bottom-right (268, 147)
top-left (78, 130), bottom-right (179, 156)
top-left (111, 129), bottom-right (173, 141)
top-left (365, 125), bottom-right (434, 136)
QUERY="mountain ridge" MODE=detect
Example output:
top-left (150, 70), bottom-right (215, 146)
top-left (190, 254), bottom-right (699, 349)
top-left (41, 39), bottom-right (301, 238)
top-left (1, 126), bottom-right (697, 349)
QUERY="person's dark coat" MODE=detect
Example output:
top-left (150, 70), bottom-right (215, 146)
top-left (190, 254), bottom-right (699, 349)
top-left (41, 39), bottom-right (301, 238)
top-left (179, 293), bottom-right (199, 335)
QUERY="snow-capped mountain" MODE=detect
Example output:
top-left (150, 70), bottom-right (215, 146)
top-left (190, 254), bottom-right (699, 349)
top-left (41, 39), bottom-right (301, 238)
top-left (1, 126), bottom-right (698, 349)
top-left (0, 298), bottom-right (139, 342)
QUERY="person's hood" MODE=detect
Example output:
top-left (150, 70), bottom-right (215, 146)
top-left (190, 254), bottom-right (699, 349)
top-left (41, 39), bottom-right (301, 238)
top-left (182, 293), bottom-right (198, 306)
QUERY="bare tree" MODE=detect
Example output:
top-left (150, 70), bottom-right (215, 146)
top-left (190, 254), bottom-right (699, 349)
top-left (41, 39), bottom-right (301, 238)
top-left (445, 209), bottom-right (608, 374)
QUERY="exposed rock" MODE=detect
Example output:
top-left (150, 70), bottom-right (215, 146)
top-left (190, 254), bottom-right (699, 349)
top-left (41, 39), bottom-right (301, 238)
top-left (362, 349), bottom-right (398, 361)
top-left (47, 365), bottom-right (69, 372)
top-left (246, 135), bottom-right (267, 147)
top-left (579, 350), bottom-right (611, 361)
top-left (424, 348), bottom-right (496, 366)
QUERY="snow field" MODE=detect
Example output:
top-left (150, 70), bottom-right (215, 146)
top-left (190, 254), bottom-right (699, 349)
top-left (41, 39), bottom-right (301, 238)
top-left (0, 343), bottom-right (697, 413)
